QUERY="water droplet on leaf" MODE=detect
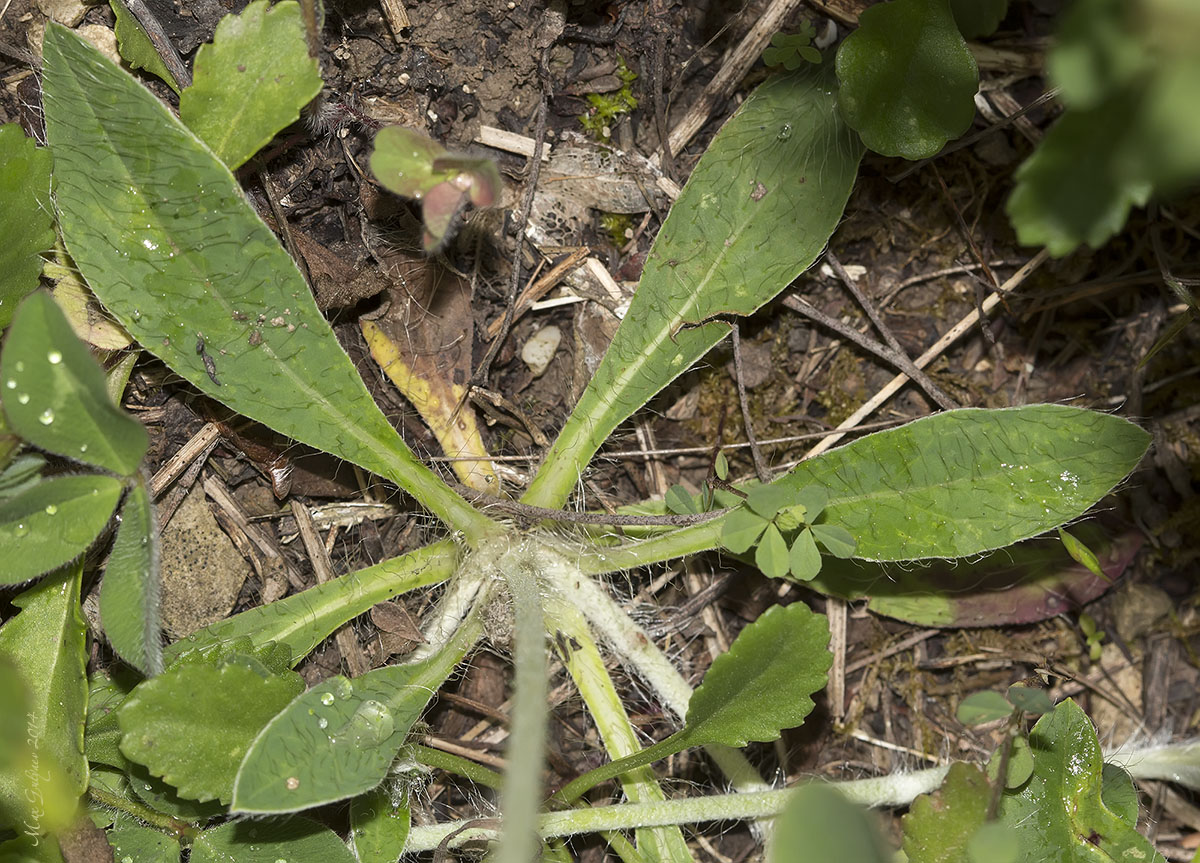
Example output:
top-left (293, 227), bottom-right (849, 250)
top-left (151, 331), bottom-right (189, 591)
top-left (16, 393), bottom-right (29, 404)
top-left (4, 379), bottom-right (14, 389)
top-left (320, 692), bottom-right (335, 706)
top-left (38, 409), bottom-right (54, 425)
top-left (48, 351), bottom-right (62, 364)
top-left (44, 504), bottom-right (58, 516)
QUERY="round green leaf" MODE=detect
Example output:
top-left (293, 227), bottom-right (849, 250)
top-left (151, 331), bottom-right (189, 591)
top-left (117, 659), bottom-right (304, 803)
top-left (1005, 682), bottom-right (1054, 715)
top-left (747, 482), bottom-right (794, 518)
top-left (0, 474), bottom-right (124, 584)
top-left (684, 602), bottom-right (831, 747)
top-left (2, 291), bottom-right (148, 476)
top-left (192, 816), bottom-right (356, 863)
top-left (179, 0), bottom-right (323, 170)
top-left (902, 762), bottom-right (991, 862)
top-left (771, 784), bottom-right (891, 863)
top-left (836, 0), bottom-right (979, 159)
top-left (950, 0), bottom-right (1008, 39)
top-left (988, 735), bottom-right (1033, 789)
top-left (997, 700), bottom-right (1163, 861)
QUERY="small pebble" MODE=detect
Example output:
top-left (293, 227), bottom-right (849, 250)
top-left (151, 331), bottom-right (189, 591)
top-left (521, 325), bottom-right (561, 377)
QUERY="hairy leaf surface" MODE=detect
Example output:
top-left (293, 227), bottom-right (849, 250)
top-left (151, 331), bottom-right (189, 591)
top-left (524, 65), bottom-right (863, 508)
top-left (41, 25), bottom-right (487, 539)
top-left (192, 816), bottom-right (356, 863)
top-left (2, 291), bottom-right (147, 476)
top-left (0, 474), bottom-right (124, 584)
top-left (0, 565), bottom-right (88, 838)
top-left (775, 406), bottom-right (1148, 561)
top-left (0, 125), bottom-right (54, 329)
top-left (99, 480), bottom-right (161, 674)
top-left (234, 640), bottom-right (470, 812)
top-left (165, 540), bottom-right (456, 666)
top-left (117, 658), bottom-right (304, 803)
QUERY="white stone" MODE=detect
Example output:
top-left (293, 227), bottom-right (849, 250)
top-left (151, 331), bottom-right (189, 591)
top-left (521, 325), bottom-right (561, 377)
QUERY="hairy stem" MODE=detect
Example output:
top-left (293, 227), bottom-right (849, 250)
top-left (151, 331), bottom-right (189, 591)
top-left (405, 768), bottom-right (951, 852)
top-left (544, 596), bottom-right (694, 863)
top-left (494, 542), bottom-right (550, 863)
top-left (544, 564), bottom-right (769, 795)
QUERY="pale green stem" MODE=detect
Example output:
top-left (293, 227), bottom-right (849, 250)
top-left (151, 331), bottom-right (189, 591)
top-left (544, 596), bottom-right (694, 863)
top-left (165, 540), bottom-right (458, 665)
top-left (379, 450), bottom-right (504, 547)
top-left (544, 564), bottom-right (769, 795)
top-left (494, 543), bottom-right (550, 863)
top-left (578, 522), bottom-right (724, 576)
top-left (404, 768), bottom-right (951, 852)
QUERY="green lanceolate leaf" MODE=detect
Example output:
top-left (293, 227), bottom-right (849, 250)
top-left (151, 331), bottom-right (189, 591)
top-left (350, 789), bottom-right (411, 863)
top-left (0, 564), bottom-right (89, 839)
top-left (2, 292), bottom-right (148, 476)
top-left (180, 0), bottom-right (322, 169)
top-left (117, 656), bottom-right (305, 803)
top-left (684, 602), bottom-right (830, 747)
top-left (41, 25), bottom-right (491, 541)
top-left (773, 405), bottom-right (1149, 561)
top-left (110, 0), bottom-right (181, 93)
top-left (165, 540), bottom-right (456, 666)
top-left (835, 0), bottom-right (978, 159)
top-left (0, 474), bottom-right (124, 585)
top-left (233, 624), bottom-right (477, 813)
top-left (523, 64), bottom-right (863, 509)
top-left (902, 762), bottom-right (991, 863)
top-left (997, 699), bottom-right (1165, 862)
top-left (770, 784), bottom-right (891, 863)
top-left (99, 479), bottom-right (162, 675)
top-left (0, 125), bottom-right (54, 330)
top-left (192, 816), bottom-right (357, 863)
